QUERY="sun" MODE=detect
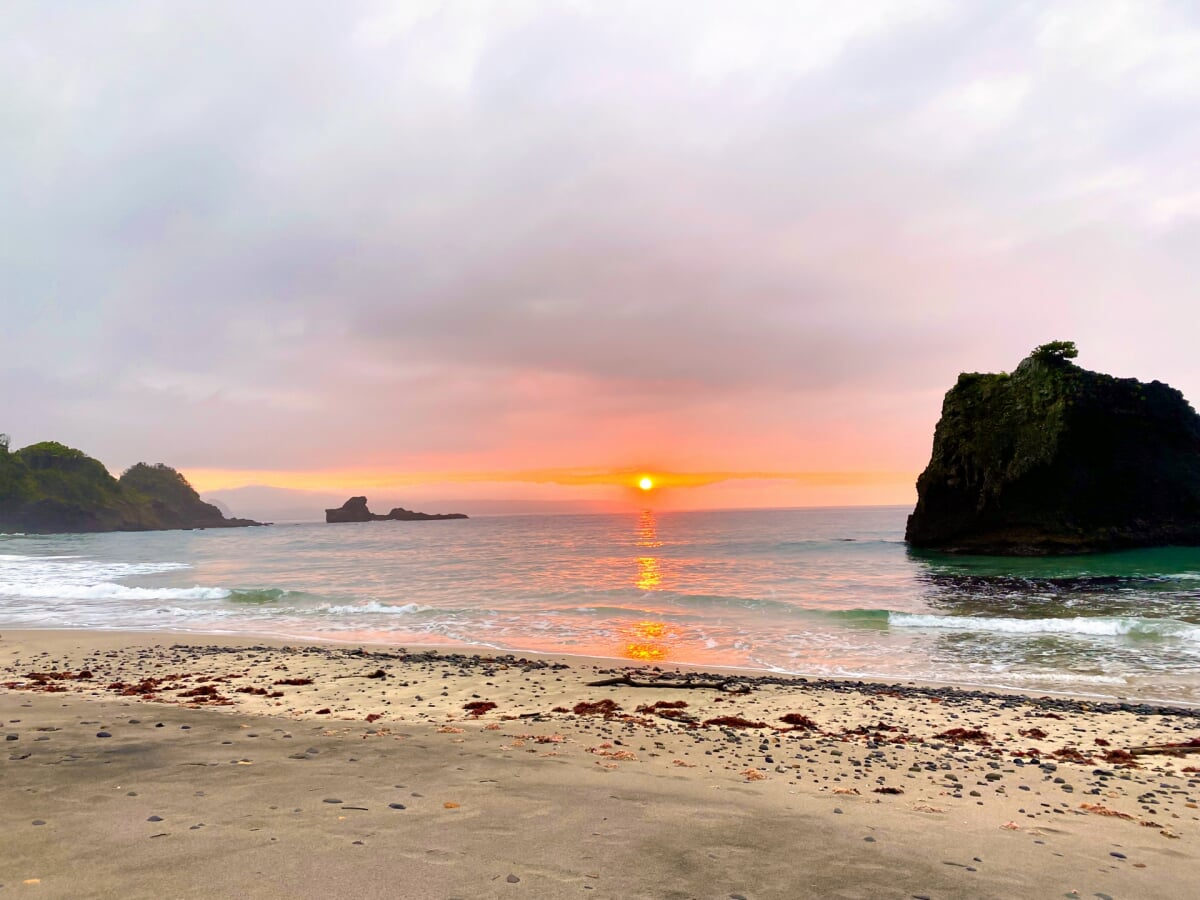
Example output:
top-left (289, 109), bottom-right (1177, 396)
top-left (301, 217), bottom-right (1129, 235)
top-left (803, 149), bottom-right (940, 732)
top-left (638, 476), bottom-right (654, 491)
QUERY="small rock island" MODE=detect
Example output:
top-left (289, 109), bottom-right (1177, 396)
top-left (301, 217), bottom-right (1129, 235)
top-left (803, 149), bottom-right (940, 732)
top-left (325, 496), bottom-right (468, 523)
top-left (0, 436), bottom-right (264, 534)
top-left (905, 342), bottom-right (1200, 555)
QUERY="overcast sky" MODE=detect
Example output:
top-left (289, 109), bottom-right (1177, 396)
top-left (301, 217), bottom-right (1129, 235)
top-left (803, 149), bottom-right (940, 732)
top-left (4, 1), bottom-right (1199, 511)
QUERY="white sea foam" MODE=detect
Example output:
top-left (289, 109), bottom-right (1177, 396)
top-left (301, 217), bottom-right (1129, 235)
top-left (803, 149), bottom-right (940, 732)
top-left (890, 612), bottom-right (1200, 641)
top-left (319, 601), bottom-right (428, 615)
top-left (0, 582), bottom-right (231, 601)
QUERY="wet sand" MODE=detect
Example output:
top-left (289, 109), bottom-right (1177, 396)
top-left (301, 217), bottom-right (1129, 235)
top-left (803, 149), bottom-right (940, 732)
top-left (3, 630), bottom-right (1199, 899)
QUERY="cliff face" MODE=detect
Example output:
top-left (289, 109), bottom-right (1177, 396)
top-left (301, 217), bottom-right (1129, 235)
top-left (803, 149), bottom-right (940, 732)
top-left (325, 497), bottom-right (468, 523)
top-left (905, 350), bottom-right (1200, 555)
top-left (0, 441), bottom-right (262, 534)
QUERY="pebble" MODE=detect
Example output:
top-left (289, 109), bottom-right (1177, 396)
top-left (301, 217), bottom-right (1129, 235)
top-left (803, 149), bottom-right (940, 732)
top-left (147, 816), bottom-right (163, 822)
top-left (96, 732), bottom-right (112, 738)
top-left (323, 798), bottom-right (343, 804)
top-left (388, 803), bottom-right (407, 810)
top-left (32, 820), bottom-right (45, 826)
top-left (506, 875), bottom-right (520, 884)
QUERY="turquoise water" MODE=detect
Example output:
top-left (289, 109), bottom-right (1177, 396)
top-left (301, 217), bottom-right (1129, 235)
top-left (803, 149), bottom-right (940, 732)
top-left (3, 506), bottom-right (1200, 703)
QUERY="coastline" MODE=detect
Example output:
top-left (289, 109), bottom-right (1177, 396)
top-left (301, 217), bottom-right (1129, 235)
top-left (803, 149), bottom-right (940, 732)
top-left (3, 629), bottom-right (1199, 898)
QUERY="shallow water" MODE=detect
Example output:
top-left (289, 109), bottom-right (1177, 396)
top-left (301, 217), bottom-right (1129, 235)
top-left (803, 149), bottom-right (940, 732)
top-left (3, 506), bottom-right (1200, 703)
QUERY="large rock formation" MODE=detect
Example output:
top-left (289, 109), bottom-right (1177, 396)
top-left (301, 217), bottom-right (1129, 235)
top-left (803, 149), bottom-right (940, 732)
top-left (325, 497), bottom-right (468, 523)
top-left (905, 344), bottom-right (1200, 555)
top-left (0, 439), bottom-right (264, 534)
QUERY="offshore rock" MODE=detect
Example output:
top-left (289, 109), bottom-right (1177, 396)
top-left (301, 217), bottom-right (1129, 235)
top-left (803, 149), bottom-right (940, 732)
top-left (325, 497), bottom-right (468, 523)
top-left (905, 346), bottom-right (1200, 555)
top-left (0, 441), bottom-right (263, 534)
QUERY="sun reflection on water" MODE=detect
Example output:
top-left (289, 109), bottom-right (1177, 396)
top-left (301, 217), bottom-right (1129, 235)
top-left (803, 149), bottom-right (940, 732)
top-left (624, 510), bottom-right (675, 660)
top-left (624, 620), bottom-right (673, 661)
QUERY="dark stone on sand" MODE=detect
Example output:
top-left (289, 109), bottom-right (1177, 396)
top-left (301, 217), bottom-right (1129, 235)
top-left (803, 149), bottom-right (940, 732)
top-left (147, 816), bottom-right (163, 822)
top-left (32, 820), bottom-right (45, 826)
top-left (5, 734), bottom-right (16, 740)
top-left (96, 731), bottom-right (111, 738)
top-left (906, 343), bottom-right (1200, 554)
top-left (388, 803), bottom-right (407, 810)
top-left (506, 875), bottom-right (520, 884)
top-left (1109, 851), bottom-right (1127, 859)
top-left (323, 798), bottom-right (343, 804)
top-left (325, 496), bottom-right (468, 523)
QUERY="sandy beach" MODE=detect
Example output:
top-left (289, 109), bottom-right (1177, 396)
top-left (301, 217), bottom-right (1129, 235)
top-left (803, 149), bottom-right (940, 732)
top-left (3, 630), bottom-right (1199, 899)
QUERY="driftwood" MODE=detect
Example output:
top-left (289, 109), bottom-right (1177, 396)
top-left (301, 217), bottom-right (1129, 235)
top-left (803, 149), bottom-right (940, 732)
top-left (585, 674), bottom-right (751, 694)
top-left (1127, 741), bottom-right (1200, 757)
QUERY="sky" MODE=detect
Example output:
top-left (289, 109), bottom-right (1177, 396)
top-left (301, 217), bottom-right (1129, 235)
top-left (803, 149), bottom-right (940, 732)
top-left (3, 1), bottom-right (1200, 517)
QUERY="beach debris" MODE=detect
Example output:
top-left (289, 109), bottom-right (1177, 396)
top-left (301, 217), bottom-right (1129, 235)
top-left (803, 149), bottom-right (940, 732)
top-left (586, 673), bottom-right (750, 693)
top-left (572, 699), bottom-right (622, 716)
top-left (437, 726), bottom-right (465, 734)
top-left (635, 700), bottom-right (694, 722)
top-left (273, 677), bottom-right (313, 686)
top-left (934, 727), bottom-right (991, 745)
top-left (703, 715), bottom-right (767, 729)
top-left (1079, 803), bottom-right (1134, 820)
top-left (443, 802), bottom-right (460, 809)
top-left (1127, 737), bottom-right (1200, 757)
top-left (587, 743), bottom-right (637, 761)
top-left (463, 701), bottom-right (497, 717)
top-left (872, 787), bottom-right (903, 795)
top-left (1050, 746), bottom-right (1094, 764)
top-left (1018, 727), bottom-right (1048, 739)
top-left (742, 768), bottom-right (767, 781)
top-left (1000, 821), bottom-right (1020, 830)
top-left (779, 713), bottom-right (820, 730)
top-left (672, 759), bottom-right (696, 767)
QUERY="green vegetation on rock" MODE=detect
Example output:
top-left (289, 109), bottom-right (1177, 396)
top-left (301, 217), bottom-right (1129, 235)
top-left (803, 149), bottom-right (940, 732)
top-left (906, 344), bottom-right (1200, 554)
top-left (0, 440), bottom-right (262, 534)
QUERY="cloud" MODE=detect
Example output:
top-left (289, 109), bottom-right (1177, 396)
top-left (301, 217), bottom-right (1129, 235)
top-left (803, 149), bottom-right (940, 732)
top-left (2, 1), bottom-right (1198, 493)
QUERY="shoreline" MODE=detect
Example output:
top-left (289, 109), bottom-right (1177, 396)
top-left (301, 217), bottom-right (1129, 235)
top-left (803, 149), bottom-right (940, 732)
top-left (5, 624), bottom-right (1199, 711)
top-left (3, 629), bottom-right (1200, 898)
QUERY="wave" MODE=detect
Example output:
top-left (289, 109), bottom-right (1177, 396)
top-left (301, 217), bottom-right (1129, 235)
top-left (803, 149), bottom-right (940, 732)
top-left (890, 612), bottom-right (1200, 641)
top-left (0, 582), bottom-right (231, 601)
top-left (226, 588), bottom-right (310, 605)
top-left (318, 601), bottom-right (430, 615)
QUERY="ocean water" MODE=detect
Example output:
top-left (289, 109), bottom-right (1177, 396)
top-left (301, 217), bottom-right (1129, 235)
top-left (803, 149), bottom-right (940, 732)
top-left (3, 506), bottom-right (1200, 704)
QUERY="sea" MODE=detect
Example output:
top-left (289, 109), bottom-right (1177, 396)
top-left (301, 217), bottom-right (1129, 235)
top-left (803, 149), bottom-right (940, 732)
top-left (3, 506), bottom-right (1200, 705)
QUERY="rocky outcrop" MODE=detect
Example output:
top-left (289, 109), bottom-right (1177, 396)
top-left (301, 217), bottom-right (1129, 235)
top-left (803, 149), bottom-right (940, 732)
top-left (325, 497), bottom-right (468, 523)
top-left (0, 440), bottom-right (264, 534)
top-left (905, 344), bottom-right (1200, 555)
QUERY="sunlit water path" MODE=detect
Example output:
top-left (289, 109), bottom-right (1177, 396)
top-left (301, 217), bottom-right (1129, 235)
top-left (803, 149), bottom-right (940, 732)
top-left (4, 507), bottom-right (1200, 703)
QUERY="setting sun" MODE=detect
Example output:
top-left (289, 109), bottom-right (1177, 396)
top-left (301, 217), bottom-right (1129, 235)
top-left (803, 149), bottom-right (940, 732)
top-left (638, 476), bottom-right (654, 491)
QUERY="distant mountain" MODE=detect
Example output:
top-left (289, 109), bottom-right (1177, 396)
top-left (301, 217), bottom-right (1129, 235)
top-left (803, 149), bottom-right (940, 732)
top-left (0, 438), bottom-right (263, 534)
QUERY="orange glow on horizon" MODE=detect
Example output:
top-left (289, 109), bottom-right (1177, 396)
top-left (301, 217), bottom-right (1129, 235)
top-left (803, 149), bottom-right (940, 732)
top-left (181, 465), bottom-right (915, 497)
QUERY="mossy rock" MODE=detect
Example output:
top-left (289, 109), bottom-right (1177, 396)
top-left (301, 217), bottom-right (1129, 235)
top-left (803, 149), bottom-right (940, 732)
top-left (906, 347), bottom-right (1200, 554)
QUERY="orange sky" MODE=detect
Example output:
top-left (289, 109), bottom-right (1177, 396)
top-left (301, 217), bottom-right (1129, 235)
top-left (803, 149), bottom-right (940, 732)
top-left (184, 466), bottom-right (918, 512)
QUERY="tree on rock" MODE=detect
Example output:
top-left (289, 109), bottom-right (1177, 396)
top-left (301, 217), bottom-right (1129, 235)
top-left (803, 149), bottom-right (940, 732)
top-left (1031, 341), bottom-right (1078, 364)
